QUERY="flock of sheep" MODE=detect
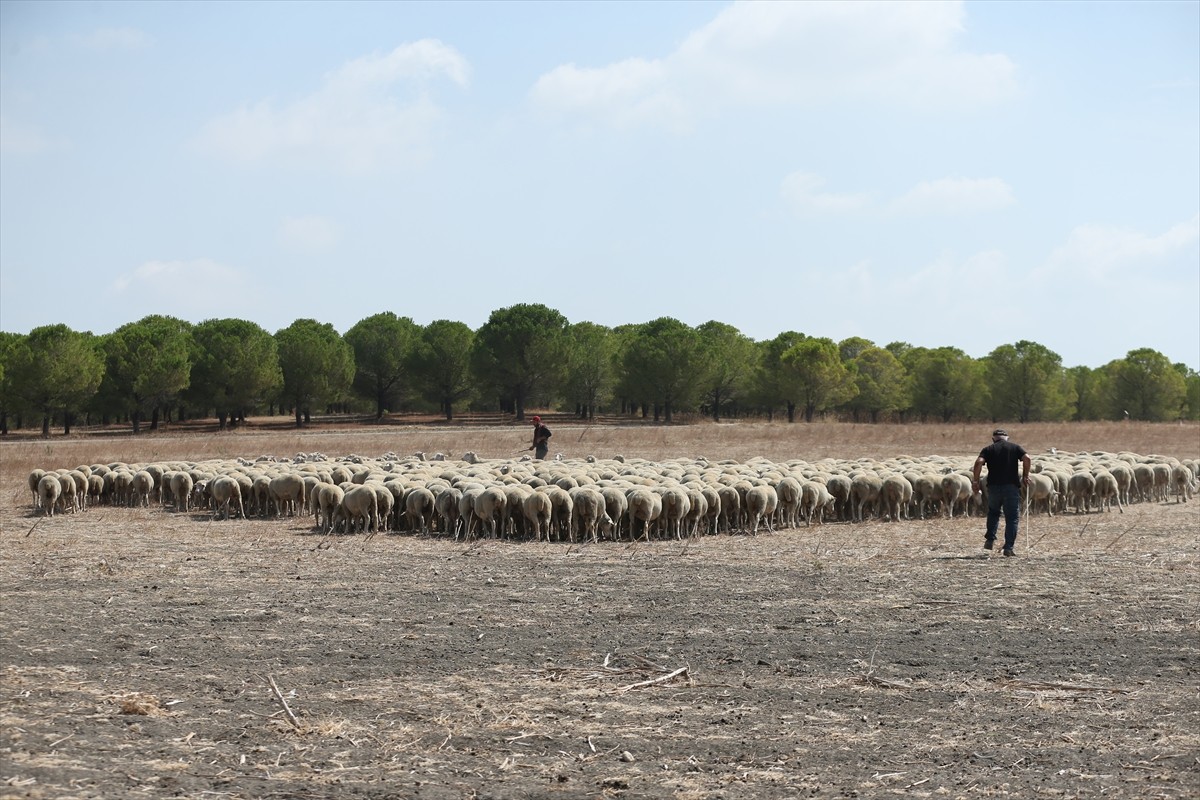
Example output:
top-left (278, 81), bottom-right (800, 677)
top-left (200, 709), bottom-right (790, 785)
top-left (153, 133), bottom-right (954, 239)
top-left (26, 446), bottom-right (1197, 542)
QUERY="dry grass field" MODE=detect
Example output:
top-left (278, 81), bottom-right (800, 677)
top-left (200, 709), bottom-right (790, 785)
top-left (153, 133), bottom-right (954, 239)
top-left (1, 420), bottom-right (1198, 799)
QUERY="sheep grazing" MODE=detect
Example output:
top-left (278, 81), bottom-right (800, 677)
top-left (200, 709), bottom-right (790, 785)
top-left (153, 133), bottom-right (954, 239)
top-left (879, 474), bottom-right (912, 523)
top-left (28, 469), bottom-right (47, 509)
top-left (1172, 464), bottom-right (1197, 503)
top-left (37, 474), bottom-right (63, 516)
top-left (1093, 470), bottom-right (1123, 514)
top-left (269, 474), bottom-right (306, 517)
top-left (434, 487), bottom-right (463, 538)
top-left (940, 473), bottom-right (973, 519)
top-left (1067, 471), bottom-right (1097, 514)
top-left (626, 488), bottom-right (662, 540)
top-left (406, 486), bottom-right (437, 534)
top-left (1023, 473), bottom-right (1057, 517)
top-left (130, 470), bottom-right (155, 508)
top-left (314, 484), bottom-right (345, 533)
top-left (24, 448), bottom-right (1188, 548)
top-left (208, 476), bottom-right (246, 521)
top-left (472, 487), bottom-right (507, 539)
top-left (57, 473), bottom-right (80, 514)
top-left (569, 487), bottom-right (610, 543)
top-left (520, 491), bottom-right (553, 542)
top-left (744, 485), bottom-right (778, 535)
top-left (333, 485), bottom-right (378, 534)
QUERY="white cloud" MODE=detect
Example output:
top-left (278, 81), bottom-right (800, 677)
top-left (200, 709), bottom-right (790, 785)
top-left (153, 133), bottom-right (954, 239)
top-left (68, 27), bottom-right (152, 51)
top-left (890, 177), bottom-right (1016, 215)
top-left (531, 58), bottom-right (686, 131)
top-left (110, 259), bottom-right (243, 293)
top-left (1037, 214), bottom-right (1200, 282)
top-left (107, 259), bottom-right (262, 321)
top-left (900, 249), bottom-right (1008, 306)
top-left (278, 215), bottom-right (342, 252)
top-left (0, 115), bottom-right (65, 155)
top-left (193, 40), bottom-right (469, 173)
top-left (783, 173), bottom-right (1016, 217)
top-left (781, 171), bottom-right (873, 213)
top-left (531, 0), bottom-right (1016, 128)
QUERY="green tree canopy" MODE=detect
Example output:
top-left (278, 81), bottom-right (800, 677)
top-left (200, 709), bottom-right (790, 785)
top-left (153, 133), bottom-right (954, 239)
top-left (0, 331), bottom-right (29, 434)
top-left (1183, 368), bottom-right (1200, 421)
top-left (189, 318), bottom-right (282, 429)
top-left (982, 340), bottom-right (1070, 422)
top-left (1065, 365), bottom-right (1102, 421)
top-left (275, 319), bottom-right (355, 427)
top-left (10, 324), bottom-right (105, 436)
top-left (696, 321), bottom-right (756, 421)
top-left (411, 319), bottom-right (476, 421)
top-left (755, 331), bottom-right (808, 422)
top-left (1106, 348), bottom-right (1187, 421)
top-left (781, 337), bottom-right (858, 422)
top-left (841, 345), bottom-right (909, 423)
top-left (100, 315), bottom-right (194, 433)
top-left (838, 336), bottom-right (875, 363)
top-left (620, 318), bottom-right (709, 422)
top-left (344, 312), bottom-right (421, 418)
top-left (563, 321), bottom-right (617, 420)
top-left (472, 303), bottom-right (570, 418)
top-left (904, 346), bottom-right (984, 422)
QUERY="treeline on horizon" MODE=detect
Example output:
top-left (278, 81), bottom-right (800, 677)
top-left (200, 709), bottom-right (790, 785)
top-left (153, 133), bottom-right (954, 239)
top-left (1, 304), bottom-right (1197, 437)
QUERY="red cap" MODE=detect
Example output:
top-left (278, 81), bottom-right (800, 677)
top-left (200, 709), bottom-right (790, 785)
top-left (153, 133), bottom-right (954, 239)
top-left (531, 416), bottom-right (541, 423)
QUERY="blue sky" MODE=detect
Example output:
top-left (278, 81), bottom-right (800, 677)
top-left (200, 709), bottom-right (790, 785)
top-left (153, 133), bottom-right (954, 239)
top-left (2, 0), bottom-right (1197, 369)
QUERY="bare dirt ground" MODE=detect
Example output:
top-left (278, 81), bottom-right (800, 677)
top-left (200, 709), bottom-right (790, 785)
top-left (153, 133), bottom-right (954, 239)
top-left (2, 420), bottom-right (1198, 799)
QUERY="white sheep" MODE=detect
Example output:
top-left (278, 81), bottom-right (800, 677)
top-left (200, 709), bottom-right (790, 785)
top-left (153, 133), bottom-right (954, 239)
top-left (333, 485), bottom-right (378, 534)
top-left (209, 475), bottom-right (246, 521)
top-left (568, 486), bottom-right (609, 543)
top-left (36, 474), bottom-right (62, 516)
top-left (406, 486), bottom-right (437, 534)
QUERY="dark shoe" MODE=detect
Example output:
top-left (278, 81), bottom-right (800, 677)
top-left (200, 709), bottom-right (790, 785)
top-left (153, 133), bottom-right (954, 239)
top-left (983, 540), bottom-right (994, 551)
top-left (1002, 548), bottom-right (1015, 557)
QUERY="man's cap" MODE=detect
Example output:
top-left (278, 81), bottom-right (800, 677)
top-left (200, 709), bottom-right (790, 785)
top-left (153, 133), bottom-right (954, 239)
top-left (532, 416), bottom-right (541, 423)
top-left (992, 428), bottom-right (1008, 437)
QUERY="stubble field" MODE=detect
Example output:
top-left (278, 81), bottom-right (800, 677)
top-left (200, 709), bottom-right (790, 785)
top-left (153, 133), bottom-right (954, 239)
top-left (1, 419), bottom-right (1198, 799)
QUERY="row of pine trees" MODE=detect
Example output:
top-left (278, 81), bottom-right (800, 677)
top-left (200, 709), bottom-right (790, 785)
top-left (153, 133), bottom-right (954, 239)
top-left (1, 304), bottom-right (1196, 437)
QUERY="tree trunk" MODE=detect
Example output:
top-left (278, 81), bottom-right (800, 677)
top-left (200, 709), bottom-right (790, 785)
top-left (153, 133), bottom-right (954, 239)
top-left (42, 414), bottom-right (51, 438)
top-left (295, 407), bottom-right (303, 427)
top-left (132, 409), bottom-right (142, 435)
top-left (151, 406), bottom-right (161, 430)
top-left (712, 389), bottom-right (721, 422)
top-left (63, 411), bottom-right (72, 436)
top-left (218, 412), bottom-right (228, 431)
top-left (786, 401), bottom-right (796, 423)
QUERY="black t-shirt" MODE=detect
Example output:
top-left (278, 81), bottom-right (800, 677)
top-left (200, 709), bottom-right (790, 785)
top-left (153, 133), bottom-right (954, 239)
top-left (978, 439), bottom-right (1027, 486)
top-left (533, 423), bottom-right (551, 447)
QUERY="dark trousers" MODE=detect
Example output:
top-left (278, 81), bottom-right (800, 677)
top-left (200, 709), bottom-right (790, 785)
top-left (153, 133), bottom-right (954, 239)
top-left (535, 445), bottom-right (548, 460)
top-left (986, 484), bottom-right (1021, 550)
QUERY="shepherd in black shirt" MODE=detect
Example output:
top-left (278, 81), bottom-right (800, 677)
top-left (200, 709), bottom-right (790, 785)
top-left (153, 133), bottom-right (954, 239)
top-left (971, 428), bottom-right (1032, 557)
